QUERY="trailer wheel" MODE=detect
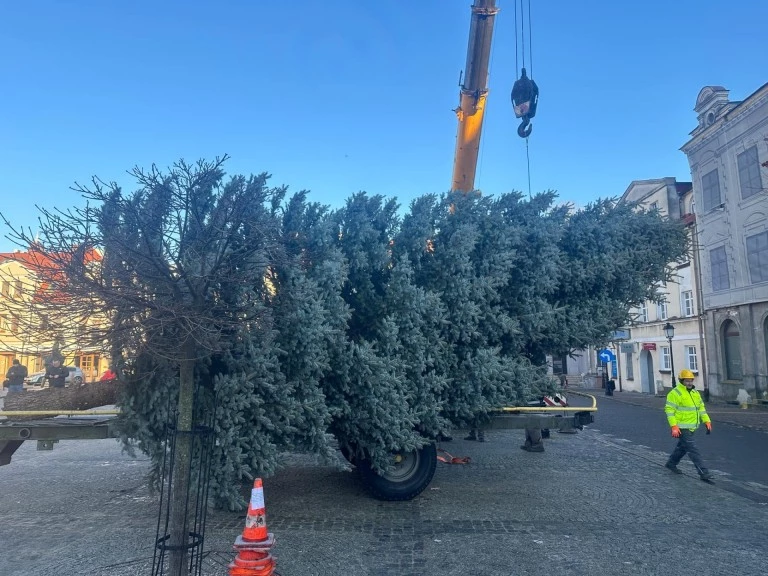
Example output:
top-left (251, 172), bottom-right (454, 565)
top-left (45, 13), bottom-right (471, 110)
top-left (357, 443), bottom-right (437, 501)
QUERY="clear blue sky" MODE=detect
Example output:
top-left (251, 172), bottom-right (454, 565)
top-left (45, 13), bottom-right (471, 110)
top-left (2, 0), bottom-right (766, 252)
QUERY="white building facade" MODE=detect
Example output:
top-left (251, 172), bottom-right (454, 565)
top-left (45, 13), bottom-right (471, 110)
top-left (619, 179), bottom-right (704, 395)
top-left (681, 84), bottom-right (768, 402)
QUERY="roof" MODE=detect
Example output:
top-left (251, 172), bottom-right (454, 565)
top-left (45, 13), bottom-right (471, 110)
top-left (675, 182), bottom-right (693, 196)
top-left (722, 82), bottom-right (768, 119)
top-left (0, 246), bottom-right (102, 270)
top-left (0, 246), bottom-right (102, 304)
top-left (695, 86), bottom-right (728, 111)
top-left (683, 82), bottom-right (768, 149)
top-left (621, 178), bottom-right (670, 203)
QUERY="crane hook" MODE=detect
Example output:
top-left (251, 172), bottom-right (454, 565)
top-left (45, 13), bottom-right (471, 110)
top-left (517, 117), bottom-right (532, 139)
top-left (511, 67), bottom-right (539, 139)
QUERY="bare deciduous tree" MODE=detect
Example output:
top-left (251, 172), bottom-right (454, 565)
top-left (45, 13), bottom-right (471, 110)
top-left (2, 155), bottom-right (286, 574)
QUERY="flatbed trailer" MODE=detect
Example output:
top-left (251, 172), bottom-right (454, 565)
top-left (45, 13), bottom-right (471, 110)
top-left (343, 391), bottom-right (596, 501)
top-left (0, 392), bottom-right (596, 501)
top-left (0, 413), bottom-right (119, 465)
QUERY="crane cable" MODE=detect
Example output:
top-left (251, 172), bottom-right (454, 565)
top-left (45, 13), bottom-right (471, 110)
top-left (513, 0), bottom-right (535, 197)
top-left (514, 1), bottom-right (518, 74)
top-left (527, 0), bottom-right (533, 79)
top-left (526, 0), bottom-right (534, 200)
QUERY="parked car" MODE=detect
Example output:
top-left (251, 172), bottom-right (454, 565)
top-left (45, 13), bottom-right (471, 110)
top-left (66, 367), bottom-right (84, 385)
top-left (24, 371), bottom-right (46, 386)
top-left (23, 367), bottom-right (84, 387)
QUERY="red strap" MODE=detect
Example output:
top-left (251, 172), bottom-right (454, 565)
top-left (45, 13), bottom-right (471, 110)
top-left (436, 448), bottom-right (471, 465)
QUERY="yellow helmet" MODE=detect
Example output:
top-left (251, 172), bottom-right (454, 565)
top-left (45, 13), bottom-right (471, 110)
top-left (678, 369), bottom-right (695, 380)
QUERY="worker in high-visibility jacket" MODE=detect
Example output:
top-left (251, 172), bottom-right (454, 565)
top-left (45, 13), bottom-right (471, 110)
top-left (664, 369), bottom-right (714, 481)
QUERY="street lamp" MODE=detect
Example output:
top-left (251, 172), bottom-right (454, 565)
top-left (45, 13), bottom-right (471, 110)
top-left (663, 322), bottom-right (675, 389)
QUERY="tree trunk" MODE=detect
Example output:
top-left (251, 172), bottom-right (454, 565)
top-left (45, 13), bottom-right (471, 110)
top-left (168, 345), bottom-right (196, 576)
top-left (3, 380), bottom-right (122, 416)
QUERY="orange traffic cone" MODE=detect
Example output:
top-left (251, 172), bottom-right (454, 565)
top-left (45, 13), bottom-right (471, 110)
top-left (243, 478), bottom-right (268, 541)
top-left (235, 478), bottom-right (275, 548)
top-left (228, 548), bottom-right (275, 576)
top-left (230, 478), bottom-right (277, 574)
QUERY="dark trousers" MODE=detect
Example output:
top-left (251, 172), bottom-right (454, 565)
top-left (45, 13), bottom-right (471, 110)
top-left (668, 429), bottom-right (708, 475)
top-left (525, 428), bottom-right (543, 446)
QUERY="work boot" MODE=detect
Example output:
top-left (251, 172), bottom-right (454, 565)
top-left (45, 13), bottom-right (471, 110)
top-left (477, 430), bottom-right (485, 442)
top-left (665, 462), bottom-right (683, 474)
top-left (700, 472), bottom-right (714, 482)
top-left (464, 431), bottom-right (477, 441)
top-left (521, 444), bottom-right (544, 453)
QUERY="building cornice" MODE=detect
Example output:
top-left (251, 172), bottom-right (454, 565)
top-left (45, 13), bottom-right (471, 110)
top-left (681, 84), bottom-right (768, 156)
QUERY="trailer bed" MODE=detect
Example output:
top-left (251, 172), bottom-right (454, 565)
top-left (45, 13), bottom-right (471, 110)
top-left (0, 415), bottom-right (118, 465)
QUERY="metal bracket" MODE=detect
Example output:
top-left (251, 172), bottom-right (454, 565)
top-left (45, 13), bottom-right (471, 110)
top-left (472, 6), bottom-right (500, 16)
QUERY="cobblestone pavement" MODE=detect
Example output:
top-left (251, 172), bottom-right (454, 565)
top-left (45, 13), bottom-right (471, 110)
top-left (2, 409), bottom-right (767, 576)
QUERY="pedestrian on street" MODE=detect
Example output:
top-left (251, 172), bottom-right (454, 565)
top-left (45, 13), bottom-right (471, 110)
top-left (100, 367), bottom-right (117, 381)
top-left (664, 368), bottom-right (713, 481)
top-left (5, 359), bottom-right (27, 394)
top-left (520, 428), bottom-right (544, 452)
top-left (45, 359), bottom-right (68, 389)
top-left (464, 427), bottom-right (485, 442)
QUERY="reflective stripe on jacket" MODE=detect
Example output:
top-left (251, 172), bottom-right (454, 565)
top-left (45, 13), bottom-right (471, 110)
top-left (665, 383), bottom-right (711, 430)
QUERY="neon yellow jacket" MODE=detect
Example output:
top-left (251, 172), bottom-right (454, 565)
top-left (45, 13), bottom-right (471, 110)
top-left (665, 383), bottom-right (711, 430)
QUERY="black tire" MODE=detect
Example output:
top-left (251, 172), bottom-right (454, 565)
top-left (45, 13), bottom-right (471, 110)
top-left (357, 443), bottom-right (437, 501)
top-left (74, 376), bottom-right (83, 385)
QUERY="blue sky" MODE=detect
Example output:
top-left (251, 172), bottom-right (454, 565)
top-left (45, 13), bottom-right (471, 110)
top-left (2, 0), bottom-right (766, 252)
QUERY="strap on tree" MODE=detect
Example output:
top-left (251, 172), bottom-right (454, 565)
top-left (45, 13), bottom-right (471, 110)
top-left (436, 448), bottom-right (471, 465)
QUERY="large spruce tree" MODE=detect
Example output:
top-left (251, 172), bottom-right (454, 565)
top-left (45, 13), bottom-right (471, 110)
top-left (2, 158), bottom-right (687, 515)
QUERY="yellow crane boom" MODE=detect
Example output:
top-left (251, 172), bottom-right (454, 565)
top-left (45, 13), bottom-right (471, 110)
top-left (450, 0), bottom-right (499, 193)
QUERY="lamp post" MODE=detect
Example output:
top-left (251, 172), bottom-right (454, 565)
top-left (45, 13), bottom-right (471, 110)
top-left (663, 322), bottom-right (675, 390)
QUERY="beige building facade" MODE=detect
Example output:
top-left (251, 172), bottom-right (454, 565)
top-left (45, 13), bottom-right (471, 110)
top-left (618, 178), bottom-right (704, 395)
top-left (0, 249), bottom-right (110, 383)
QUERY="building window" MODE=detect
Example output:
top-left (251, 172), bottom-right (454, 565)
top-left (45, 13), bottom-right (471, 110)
top-left (639, 303), bottom-right (648, 323)
top-left (661, 346), bottom-right (671, 371)
top-left (702, 168), bottom-right (722, 212)
top-left (625, 352), bottom-right (634, 380)
top-left (737, 146), bottom-right (763, 200)
top-left (1, 281), bottom-right (9, 297)
top-left (77, 354), bottom-right (100, 382)
top-left (686, 346), bottom-right (698, 372)
top-left (31, 356), bottom-right (44, 372)
top-left (656, 301), bottom-right (668, 321)
top-left (722, 320), bottom-right (742, 381)
top-left (710, 246), bottom-right (730, 291)
top-left (14, 280), bottom-right (22, 298)
top-left (650, 201), bottom-right (658, 211)
top-left (0, 314), bottom-right (8, 331)
top-left (746, 231), bottom-right (768, 284)
top-left (681, 290), bottom-right (694, 317)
